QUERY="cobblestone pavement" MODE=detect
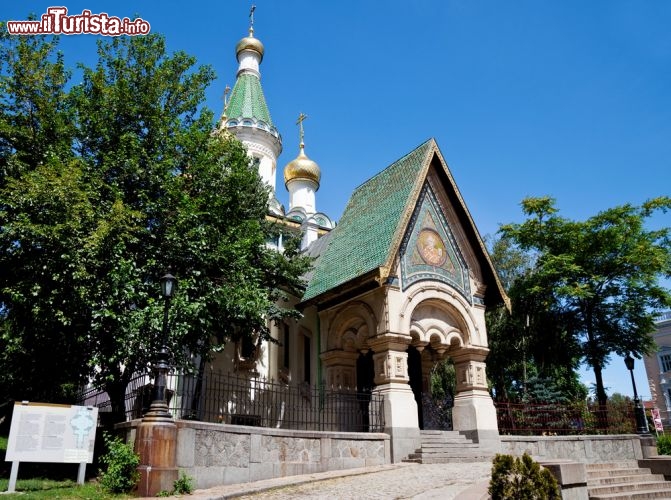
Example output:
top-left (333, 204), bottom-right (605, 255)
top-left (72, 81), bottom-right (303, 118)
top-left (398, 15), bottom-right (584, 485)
top-left (184, 462), bottom-right (492, 500)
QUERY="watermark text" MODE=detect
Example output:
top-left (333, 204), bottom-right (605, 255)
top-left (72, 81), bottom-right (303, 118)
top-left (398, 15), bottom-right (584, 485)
top-left (7, 7), bottom-right (151, 36)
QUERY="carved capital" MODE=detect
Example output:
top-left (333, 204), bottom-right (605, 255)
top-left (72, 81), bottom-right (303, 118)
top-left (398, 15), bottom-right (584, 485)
top-left (373, 350), bottom-right (409, 385)
top-left (454, 359), bottom-right (488, 391)
top-left (367, 332), bottom-right (411, 354)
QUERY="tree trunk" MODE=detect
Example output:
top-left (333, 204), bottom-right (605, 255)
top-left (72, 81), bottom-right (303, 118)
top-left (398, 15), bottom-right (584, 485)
top-left (591, 362), bottom-right (609, 430)
top-left (593, 363), bottom-right (607, 406)
top-left (105, 378), bottom-right (130, 425)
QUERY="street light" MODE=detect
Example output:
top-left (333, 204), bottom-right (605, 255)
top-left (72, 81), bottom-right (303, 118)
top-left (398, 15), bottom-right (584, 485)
top-left (624, 354), bottom-right (649, 434)
top-left (147, 273), bottom-right (177, 419)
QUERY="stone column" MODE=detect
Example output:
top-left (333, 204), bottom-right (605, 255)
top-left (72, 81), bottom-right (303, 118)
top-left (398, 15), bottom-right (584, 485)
top-left (368, 334), bottom-right (420, 463)
top-left (320, 350), bottom-right (360, 432)
top-left (451, 347), bottom-right (501, 453)
top-left (320, 350), bottom-right (359, 389)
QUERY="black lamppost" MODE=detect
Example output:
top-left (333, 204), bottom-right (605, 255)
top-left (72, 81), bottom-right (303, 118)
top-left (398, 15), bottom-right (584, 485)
top-left (624, 354), bottom-right (649, 434)
top-left (147, 273), bottom-right (176, 419)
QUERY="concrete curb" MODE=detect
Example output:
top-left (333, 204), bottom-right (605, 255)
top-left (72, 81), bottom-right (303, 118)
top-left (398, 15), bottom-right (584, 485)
top-left (144, 463), bottom-right (416, 500)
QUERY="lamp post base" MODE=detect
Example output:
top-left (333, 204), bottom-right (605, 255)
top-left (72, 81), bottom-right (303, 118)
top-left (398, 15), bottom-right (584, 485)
top-left (134, 417), bottom-right (178, 496)
top-left (634, 401), bottom-right (650, 435)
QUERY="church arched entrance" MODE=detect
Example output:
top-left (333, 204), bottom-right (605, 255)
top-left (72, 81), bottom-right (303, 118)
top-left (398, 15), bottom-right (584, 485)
top-left (407, 345), bottom-right (455, 430)
top-left (407, 345), bottom-right (424, 428)
top-left (356, 350), bottom-right (374, 431)
top-left (423, 356), bottom-right (455, 430)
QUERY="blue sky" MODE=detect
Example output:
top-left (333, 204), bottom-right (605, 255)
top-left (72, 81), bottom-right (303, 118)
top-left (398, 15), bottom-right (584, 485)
top-left (5, 1), bottom-right (671, 399)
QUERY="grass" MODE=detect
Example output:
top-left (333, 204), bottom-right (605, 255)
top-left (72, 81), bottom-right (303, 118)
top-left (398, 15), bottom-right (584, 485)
top-left (0, 478), bottom-right (129, 499)
top-left (0, 435), bottom-right (129, 499)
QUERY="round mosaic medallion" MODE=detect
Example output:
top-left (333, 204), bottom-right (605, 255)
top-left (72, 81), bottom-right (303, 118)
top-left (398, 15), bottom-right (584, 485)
top-left (417, 228), bottom-right (447, 266)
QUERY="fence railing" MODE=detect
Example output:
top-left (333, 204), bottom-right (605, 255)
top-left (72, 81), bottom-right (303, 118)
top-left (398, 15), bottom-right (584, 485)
top-left (77, 371), bottom-right (384, 433)
top-left (495, 401), bottom-right (637, 435)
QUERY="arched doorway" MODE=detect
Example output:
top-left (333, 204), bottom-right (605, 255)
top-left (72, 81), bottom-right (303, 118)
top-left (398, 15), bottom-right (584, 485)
top-left (407, 346), bottom-right (424, 428)
top-left (356, 351), bottom-right (374, 431)
top-left (423, 357), bottom-right (455, 430)
top-left (407, 346), bottom-right (455, 431)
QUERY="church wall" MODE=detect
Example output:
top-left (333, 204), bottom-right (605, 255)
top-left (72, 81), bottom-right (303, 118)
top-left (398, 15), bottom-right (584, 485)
top-left (232, 126), bottom-right (280, 193)
top-left (119, 420), bottom-right (390, 489)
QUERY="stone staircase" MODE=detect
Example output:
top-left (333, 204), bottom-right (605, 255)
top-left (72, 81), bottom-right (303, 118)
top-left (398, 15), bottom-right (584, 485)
top-left (587, 461), bottom-right (671, 499)
top-left (403, 430), bottom-right (494, 464)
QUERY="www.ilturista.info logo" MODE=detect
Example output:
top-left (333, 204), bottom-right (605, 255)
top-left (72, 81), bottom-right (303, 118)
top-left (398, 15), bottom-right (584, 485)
top-left (7, 7), bottom-right (151, 36)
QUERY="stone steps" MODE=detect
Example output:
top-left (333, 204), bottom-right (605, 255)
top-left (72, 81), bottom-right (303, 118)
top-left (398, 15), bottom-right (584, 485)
top-left (587, 462), bottom-right (671, 499)
top-left (402, 430), bottom-right (493, 464)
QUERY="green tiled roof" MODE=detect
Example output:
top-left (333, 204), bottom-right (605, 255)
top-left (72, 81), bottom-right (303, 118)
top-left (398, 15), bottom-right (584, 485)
top-left (225, 73), bottom-right (273, 124)
top-left (302, 139), bottom-right (434, 301)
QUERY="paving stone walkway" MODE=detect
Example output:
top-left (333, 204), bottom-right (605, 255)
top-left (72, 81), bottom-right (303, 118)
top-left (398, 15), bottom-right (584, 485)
top-left (175, 461), bottom-right (492, 500)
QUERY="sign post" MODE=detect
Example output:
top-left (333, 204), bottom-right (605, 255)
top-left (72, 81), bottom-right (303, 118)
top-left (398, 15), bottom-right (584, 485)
top-left (651, 407), bottom-right (664, 435)
top-left (4, 402), bottom-right (98, 493)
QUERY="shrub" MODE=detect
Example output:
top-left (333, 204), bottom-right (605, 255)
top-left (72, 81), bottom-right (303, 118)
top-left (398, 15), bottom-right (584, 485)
top-left (99, 432), bottom-right (140, 494)
top-left (658, 433), bottom-right (671, 455)
top-left (489, 452), bottom-right (560, 500)
top-left (173, 472), bottom-right (195, 495)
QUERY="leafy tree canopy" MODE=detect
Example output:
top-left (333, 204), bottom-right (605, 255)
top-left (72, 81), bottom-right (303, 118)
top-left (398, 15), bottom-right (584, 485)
top-left (499, 196), bottom-right (671, 406)
top-left (486, 235), bottom-right (586, 403)
top-left (0, 29), bottom-right (310, 418)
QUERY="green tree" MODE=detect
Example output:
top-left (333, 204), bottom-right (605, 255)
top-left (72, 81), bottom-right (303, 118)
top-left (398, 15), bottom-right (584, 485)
top-left (486, 235), bottom-right (586, 402)
top-left (0, 31), bottom-right (310, 420)
top-left (485, 235), bottom-right (532, 401)
top-left (0, 27), bottom-right (86, 404)
top-left (500, 196), bottom-right (671, 406)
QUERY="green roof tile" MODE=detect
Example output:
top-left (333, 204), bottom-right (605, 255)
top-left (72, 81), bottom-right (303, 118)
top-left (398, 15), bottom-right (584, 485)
top-left (225, 73), bottom-right (273, 125)
top-left (302, 139), bottom-right (434, 301)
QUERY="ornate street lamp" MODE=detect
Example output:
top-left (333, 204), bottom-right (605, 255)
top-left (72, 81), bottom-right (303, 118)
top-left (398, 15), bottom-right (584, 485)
top-left (136, 272), bottom-right (179, 496)
top-left (624, 354), bottom-right (650, 434)
top-left (146, 273), bottom-right (177, 419)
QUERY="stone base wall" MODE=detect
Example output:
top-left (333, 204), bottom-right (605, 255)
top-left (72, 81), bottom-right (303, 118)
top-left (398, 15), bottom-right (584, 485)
top-left (501, 434), bottom-right (643, 463)
top-left (118, 420), bottom-right (390, 489)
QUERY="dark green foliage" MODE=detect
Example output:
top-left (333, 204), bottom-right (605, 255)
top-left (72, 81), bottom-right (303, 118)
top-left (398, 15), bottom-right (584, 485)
top-left (657, 433), bottom-right (671, 456)
top-left (0, 24), bottom-right (88, 405)
top-left (523, 376), bottom-right (568, 404)
top-left (99, 433), bottom-right (139, 494)
top-left (486, 235), bottom-right (587, 403)
top-left (0, 28), bottom-right (310, 417)
top-left (499, 197), bottom-right (671, 406)
top-left (155, 472), bottom-right (194, 496)
top-left (430, 358), bottom-right (456, 400)
top-left (172, 472), bottom-right (194, 495)
top-left (489, 453), bottom-right (560, 499)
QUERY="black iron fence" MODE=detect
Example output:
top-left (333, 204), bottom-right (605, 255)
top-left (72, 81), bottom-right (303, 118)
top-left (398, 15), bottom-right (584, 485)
top-left (495, 401), bottom-right (637, 435)
top-left (78, 371), bottom-right (384, 433)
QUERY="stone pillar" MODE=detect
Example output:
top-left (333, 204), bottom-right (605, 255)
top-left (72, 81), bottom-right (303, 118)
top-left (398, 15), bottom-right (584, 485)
top-left (369, 335), bottom-right (420, 463)
top-left (320, 350), bottom-right (360, 432)
top-left (320, 350), bottom-right (359, 389)
top-left (134, 414), bottom-right (178, 496)
top-left (451, 347), bottom-right (501, 453)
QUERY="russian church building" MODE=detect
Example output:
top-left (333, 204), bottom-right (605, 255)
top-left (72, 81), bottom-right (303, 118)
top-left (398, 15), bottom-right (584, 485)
top-left (209, 21), bottom-right (508, 462)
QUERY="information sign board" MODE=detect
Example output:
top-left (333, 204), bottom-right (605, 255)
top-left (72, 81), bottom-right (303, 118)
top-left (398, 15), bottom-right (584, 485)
top-left (5, 402), bottom-right (98, 464)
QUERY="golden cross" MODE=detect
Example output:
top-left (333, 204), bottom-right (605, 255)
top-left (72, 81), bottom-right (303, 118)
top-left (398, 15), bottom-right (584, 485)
top-left (296, 112), bottom-right (308, 146)
top-left (249, 5), bottom-right (256, 29)
top-left (222, 85), bottom-right (231, 107)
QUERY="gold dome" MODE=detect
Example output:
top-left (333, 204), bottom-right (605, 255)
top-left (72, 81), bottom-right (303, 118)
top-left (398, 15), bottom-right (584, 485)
top-left (236, 30), bottom-right (264, 62)
top-left (284, 145), bottom-right (321, 187)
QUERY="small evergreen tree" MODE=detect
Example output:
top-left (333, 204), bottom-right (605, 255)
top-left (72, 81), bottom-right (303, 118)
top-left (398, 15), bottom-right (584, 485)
top-left (489, 453), bottom-right (560, 500)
